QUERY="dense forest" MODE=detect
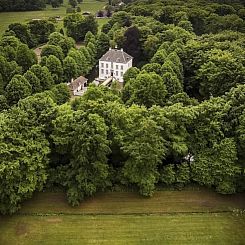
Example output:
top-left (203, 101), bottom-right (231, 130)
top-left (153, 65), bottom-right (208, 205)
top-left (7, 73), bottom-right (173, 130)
top-left (0, 0), bottom-right (245, 214)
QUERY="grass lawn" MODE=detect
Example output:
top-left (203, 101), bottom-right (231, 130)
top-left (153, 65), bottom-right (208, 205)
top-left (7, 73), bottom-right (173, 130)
top-left (0, 189), bottom-right (244, 244)
top-left (1, 213), bottom-right (244, 245)
top-left (0, 0), bottom-right (108, 35)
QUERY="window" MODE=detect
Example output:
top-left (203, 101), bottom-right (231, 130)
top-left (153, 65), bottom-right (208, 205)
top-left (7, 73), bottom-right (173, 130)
top-left (101, 63), bottom-right (104, 68)
top-left (121, 72), bottom-right (123, 77)
top-left (121, 65), bottom-right (123, 70)
top-left (106, 63), bottom-right (108, 68)
top-left (106, 70), bottom-right (108, 74)
top-left (116, 65), bottom-right (118, 70)
top-left (116, 71), bottom-right (118, 76)
top-left (101, 69), bottom-right (104, 74)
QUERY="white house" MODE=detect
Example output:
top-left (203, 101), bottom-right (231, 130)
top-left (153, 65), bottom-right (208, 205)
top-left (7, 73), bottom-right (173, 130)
top-left (99, 48), bottom-right (133, 83)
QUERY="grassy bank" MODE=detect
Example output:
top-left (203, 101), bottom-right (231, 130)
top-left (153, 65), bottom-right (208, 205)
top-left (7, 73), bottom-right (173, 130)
top-left (18, 189), bottom-right (245, 214)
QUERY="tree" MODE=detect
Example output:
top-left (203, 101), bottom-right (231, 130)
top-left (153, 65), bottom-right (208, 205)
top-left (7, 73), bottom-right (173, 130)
top-left (159, 164), bottom-right (176, 185)
top-left (141, 63), bottom-right (162, 75)
top-left (197, 49), bottom-right (245, 98)
top-left (68, 49), bottom-right (89, 75)
top-left (51, 109), bottom-right (110, 205)
top-left (151, 49), bottom-right (167, 65)
top-left (69, 0), bottom-right (77, 8)
top-left (0, 0), bottom-right (46, 11)
top-left (120, 106), bottom-right (166, 196)
top-left (16, 44), bottom-right (37, 72)
top-left (79, 46), bottom-right (93, 71)
top-left (109, 11), bottom-right (132, 27)
top-left (122, 26), bottom-right (142, 63)
top-left (178, 20), bottom-right (193, 32)
top-left (0, 107), bottom-right (50, 214)
top-left (48, 32), bottom-right (75, 56)
top-left (123, 67), bottom-right (140, 85)
top-left (28, 20), bottom-right (55, 44)
top-left (191, 138), bottom-right (241, 194)
top-left (7, 23), bottom-right (34, 47)
top-left (48, 32), bottom-right (64, 45)
top-left (87, 42), bottom-right (97, 65)
top-left (5, 75), bottom-right (32, 105)
top-left (96, 32), bottom-right (110, 59)
top-left (41, 44), bottom-right (64, 61)
top-left (64, 14), bottom-right (98, 42)
top-left (84, 31), bottom-right (96, 46)
top-left (24, 70), bottom-right (42, 93)
top-left (51, 83), bottom-right (71, 105)
top-left (0, 95), bottom-right (8, 111)
top-left (63, 56), bottom-right (78, 82)
top-left (29, 64), bottom-right (54, 90)
top-left (143, 35), bottom-right (161, 59)
top-left (162, 72), bottom-right (183, 97)
top-left (123, 73), bottom-right (167, 108)
top-left (45, 55), bottom-right (63, 84)
top-left (51, 0), bottom-right (61, 8)
top-left (0, 56), bottom-right (22, 88)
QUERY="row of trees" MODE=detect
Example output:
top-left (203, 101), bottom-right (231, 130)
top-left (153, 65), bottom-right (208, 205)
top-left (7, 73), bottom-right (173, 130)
top-left (125, 0), bottom-right (245, 35)
top-left (0, 33), bottom-right (73, 107)
top-left (5, 20), bottom-right (55, 48)
top-left (64, 14), bottom-right (98, 42)
top-left (1, 82), bottom-right (244, 213)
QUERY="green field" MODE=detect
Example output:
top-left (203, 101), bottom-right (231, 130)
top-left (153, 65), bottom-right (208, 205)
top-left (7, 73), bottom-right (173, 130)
top-left (0, 0), bottom-right (108, 35)
top-left (1, 214), bottom-right (244, 245)
top-left (0, 189), bottom-right (245, 244)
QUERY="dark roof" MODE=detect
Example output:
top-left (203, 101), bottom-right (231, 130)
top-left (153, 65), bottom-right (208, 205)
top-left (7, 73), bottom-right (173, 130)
top-left (99, 49), bottom-right (133, 64)
top-left (68, 76), bottom-right (87, 91)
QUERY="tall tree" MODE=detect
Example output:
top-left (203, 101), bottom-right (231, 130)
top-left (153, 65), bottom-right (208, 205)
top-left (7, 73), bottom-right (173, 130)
top-left (16, 44), bottom-right (37, 72)
top-left (63, 56), bottom-right (78, 82)
top-left (69, 0), bottom-right (77, 8)
top-left (5, 75), bottom-right (32, 105)
top-left (29, 64), bottom-right (54, 90)
top-left (51, 108), bottom-right (110, 205)
top-left (24, 70), bottom-right (42, 93)
top-left (123, 73), bottom-right (167, 108)
top-left (122, 26), bottom-right (141, 63)
top-left (45, 55), bottom-right (63, 84)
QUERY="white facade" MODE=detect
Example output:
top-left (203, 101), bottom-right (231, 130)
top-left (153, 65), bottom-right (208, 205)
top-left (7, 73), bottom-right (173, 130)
top-left (98, 49), bottom-right (133, 83)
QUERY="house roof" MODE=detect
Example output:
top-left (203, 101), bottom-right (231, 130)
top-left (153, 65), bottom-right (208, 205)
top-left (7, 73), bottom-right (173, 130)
top-left (68, 76), bottom-right (87, 91)
top-left (99, 48), bottom-right (133, 64)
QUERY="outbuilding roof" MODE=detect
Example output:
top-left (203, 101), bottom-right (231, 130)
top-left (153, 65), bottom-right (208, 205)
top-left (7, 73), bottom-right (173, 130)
top-left (68, 76), bottom-right (87, 91)
top-left (99, 48), bottom-right (133, 64)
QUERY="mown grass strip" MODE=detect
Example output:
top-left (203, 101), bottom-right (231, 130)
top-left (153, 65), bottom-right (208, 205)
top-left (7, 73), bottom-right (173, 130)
top-left (1, 213), bottom-right (244, 245)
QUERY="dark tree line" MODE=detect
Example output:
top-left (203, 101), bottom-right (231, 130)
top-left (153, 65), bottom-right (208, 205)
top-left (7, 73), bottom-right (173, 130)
top-left (0, 0), bottom-right (46, 12)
